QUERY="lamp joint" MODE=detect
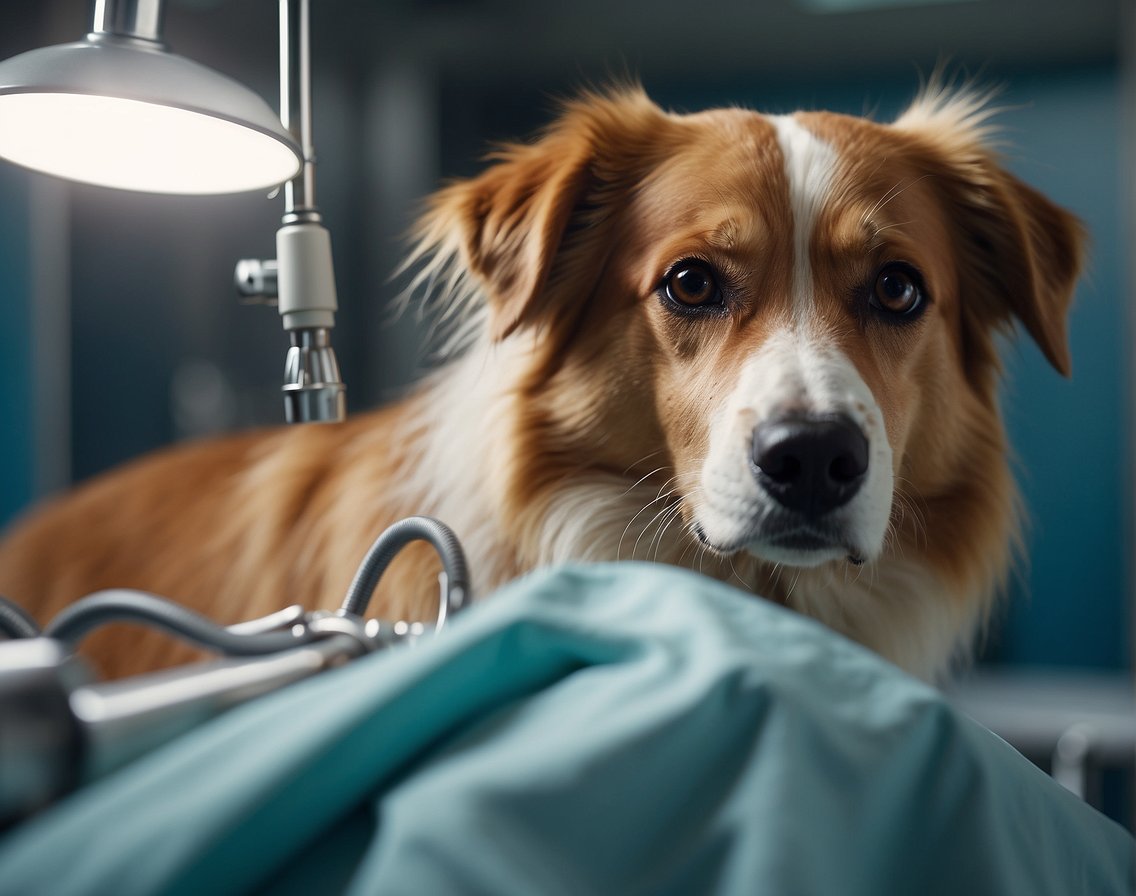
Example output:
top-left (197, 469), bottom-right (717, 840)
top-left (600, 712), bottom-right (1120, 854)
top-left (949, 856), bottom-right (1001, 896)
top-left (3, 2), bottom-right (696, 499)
top-left (91, 0), bottom-right (166, 45)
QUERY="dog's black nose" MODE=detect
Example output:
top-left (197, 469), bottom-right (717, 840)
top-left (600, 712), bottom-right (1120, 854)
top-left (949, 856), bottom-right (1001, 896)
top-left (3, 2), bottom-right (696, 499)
top-left (752, 414), bottom-right (869, 518)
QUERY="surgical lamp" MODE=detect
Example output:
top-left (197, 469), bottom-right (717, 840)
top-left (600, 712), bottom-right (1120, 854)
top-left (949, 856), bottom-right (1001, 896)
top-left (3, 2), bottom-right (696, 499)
top-left (0, 0), bottom-right (346, 423)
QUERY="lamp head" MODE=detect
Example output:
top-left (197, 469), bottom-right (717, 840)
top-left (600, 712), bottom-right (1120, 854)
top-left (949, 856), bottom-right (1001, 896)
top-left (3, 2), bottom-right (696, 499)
top-left (0, 28), bottom-right (302, 194)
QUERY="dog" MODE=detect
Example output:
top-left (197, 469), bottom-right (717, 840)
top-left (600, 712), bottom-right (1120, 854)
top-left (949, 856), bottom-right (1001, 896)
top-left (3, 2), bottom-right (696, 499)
top-left (0, 84), bottom-right (1083, 681)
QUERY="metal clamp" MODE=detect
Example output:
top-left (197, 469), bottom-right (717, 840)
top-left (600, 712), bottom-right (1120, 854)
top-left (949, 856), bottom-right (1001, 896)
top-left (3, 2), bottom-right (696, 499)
top-left (234, 258), bottom-right (279, 305)
top-left (303, 612), bottom-right (375, 658)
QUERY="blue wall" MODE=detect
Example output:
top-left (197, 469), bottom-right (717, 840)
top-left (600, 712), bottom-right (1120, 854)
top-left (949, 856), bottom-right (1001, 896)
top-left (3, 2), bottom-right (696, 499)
top-left (990, 68), bottom-right (1128, 670)
top-left (0, 168), bottom-right (32, 530)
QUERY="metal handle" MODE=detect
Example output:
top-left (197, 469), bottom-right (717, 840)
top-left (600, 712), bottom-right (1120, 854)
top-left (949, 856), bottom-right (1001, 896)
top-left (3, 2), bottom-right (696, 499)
top-left (72, 630), bottom-right (367, 781)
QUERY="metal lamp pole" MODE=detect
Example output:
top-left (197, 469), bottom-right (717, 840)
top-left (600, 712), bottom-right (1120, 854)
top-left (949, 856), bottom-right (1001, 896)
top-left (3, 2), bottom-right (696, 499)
top-left (237, 0), bottom-right (346, 424)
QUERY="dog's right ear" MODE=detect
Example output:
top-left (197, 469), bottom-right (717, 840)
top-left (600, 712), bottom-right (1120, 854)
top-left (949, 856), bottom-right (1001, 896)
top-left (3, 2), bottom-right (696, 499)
top-left (415, 89), bottom-right (664, 341)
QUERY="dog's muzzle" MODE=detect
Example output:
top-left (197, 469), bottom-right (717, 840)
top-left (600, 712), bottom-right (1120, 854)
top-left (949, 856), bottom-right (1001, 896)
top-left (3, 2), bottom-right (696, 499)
top-left (751, 413), bottom-right (869, 518)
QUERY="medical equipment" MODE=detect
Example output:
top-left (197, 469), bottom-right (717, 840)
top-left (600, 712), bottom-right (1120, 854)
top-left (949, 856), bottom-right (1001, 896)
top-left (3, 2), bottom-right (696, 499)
top-left (0, 515), bottom-right (470, 827)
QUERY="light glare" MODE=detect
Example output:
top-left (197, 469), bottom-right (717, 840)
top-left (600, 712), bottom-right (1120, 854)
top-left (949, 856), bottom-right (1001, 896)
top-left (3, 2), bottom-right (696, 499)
top-left (0, 92), bottom-right (300, 193)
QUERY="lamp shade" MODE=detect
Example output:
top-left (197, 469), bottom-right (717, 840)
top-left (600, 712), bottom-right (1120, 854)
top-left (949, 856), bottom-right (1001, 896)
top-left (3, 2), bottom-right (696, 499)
top-left (0, 37), bottom-right (302, 194)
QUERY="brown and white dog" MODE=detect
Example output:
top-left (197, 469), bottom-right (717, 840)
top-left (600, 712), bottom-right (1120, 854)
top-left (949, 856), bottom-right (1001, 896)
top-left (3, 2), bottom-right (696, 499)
top-left (0, 85), bottom-right (1082, 681)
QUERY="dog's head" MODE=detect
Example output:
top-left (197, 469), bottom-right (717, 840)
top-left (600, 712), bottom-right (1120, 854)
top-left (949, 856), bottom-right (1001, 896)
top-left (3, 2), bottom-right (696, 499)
top-left (413, 86), bottom-right (1083, 674)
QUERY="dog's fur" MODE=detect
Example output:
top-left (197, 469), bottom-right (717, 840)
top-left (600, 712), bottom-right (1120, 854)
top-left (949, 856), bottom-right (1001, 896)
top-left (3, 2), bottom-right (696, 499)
top-left (0, 85), bottom-right (1083, 681)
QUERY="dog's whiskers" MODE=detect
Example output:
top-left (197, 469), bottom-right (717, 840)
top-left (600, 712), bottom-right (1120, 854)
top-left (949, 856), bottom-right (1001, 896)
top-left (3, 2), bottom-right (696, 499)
top-left (619, 449), bottom-right (668, 479)
top-left (642, 500), bottom-right (685, 562)
top-left (785, 568), bottom-right (803, 601)
top-left (627, 491), bottom-right (683, 559)
top-left (726, 553), bottom-right (748, 588)
top-left (889, 478), bottom-right (929, 553)
top-left (618, 488), bottom-right (679, 560)
top-left (652, 502), bottom-right (689, 562)
top-left (620, 467), bottom-right (672, 498)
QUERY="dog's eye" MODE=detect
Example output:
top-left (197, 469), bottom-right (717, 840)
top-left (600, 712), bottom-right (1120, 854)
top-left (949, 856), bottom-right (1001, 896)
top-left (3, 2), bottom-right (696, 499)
top-left (664, 261), bottom-right (721, 308)
top-left (870, 264), bottom-right (925, 317)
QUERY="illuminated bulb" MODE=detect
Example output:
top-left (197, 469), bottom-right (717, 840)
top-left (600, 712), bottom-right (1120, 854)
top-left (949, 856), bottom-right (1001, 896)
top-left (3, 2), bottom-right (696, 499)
top-left (0, 92), bottom-right (300, 194)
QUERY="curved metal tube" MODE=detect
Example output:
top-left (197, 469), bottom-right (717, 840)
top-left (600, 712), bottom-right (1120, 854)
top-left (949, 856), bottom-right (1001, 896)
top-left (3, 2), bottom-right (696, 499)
top-left (43, 590), bottom-right (309, 656)
top-left (0, 595), bottom-right (42, 639)
top-left (340, 517), bottom-right (471, 621)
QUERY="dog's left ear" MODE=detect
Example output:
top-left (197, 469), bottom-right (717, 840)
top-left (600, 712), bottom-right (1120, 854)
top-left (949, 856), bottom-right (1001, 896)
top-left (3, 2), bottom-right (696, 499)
top-left (896, 91), bottom-right (1085, 377)
top-left (416, 89), bottom-right (664, 341)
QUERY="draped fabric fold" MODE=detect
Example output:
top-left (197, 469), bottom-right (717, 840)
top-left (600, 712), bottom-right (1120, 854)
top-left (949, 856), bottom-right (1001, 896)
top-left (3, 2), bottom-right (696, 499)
top-left (0, 563), bottom-right (1131, 895)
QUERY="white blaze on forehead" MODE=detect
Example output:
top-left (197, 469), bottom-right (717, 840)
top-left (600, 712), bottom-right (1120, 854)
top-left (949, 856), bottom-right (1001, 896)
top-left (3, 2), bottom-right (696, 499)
top-left (769, 115), bottom-right (839, 318)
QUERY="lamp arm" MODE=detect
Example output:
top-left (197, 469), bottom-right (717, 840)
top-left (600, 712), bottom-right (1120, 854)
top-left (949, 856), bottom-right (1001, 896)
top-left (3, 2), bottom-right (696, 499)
top-left (280, 0), bottom-right (317, 218)
top-left (237, 0), bottom-right (346, 424)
